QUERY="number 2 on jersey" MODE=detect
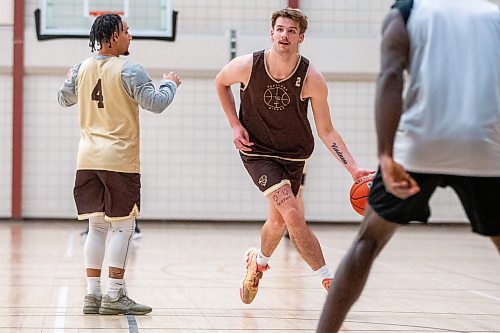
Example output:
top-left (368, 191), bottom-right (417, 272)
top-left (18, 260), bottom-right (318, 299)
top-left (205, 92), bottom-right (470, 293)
top-left (91, 79), bottom-right (104, 108)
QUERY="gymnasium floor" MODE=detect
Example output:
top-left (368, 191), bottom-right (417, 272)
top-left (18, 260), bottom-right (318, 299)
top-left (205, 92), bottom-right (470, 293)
top-left (0, 220), bottom-right (499, 332)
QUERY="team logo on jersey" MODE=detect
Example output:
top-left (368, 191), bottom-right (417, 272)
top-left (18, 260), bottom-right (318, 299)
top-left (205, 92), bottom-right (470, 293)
top-left (264, 84), bottom-right (290, 111)
top-left (258, 175), bottom-right (268, 187)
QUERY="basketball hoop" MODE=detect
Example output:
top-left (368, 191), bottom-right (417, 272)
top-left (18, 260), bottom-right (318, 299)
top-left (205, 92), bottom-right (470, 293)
top-left (89, 10), bottom-right (125, 18)
top-left (35, 0), bottom-right (176, 41)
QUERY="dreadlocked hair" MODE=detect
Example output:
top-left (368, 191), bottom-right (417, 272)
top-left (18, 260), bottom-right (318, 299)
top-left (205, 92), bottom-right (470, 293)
top-left (89, 13), bottom-right (123, 52)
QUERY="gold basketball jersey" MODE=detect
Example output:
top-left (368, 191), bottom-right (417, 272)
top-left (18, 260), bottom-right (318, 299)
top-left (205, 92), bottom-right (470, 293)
top-left (76, 57), bottom-right (140, 173)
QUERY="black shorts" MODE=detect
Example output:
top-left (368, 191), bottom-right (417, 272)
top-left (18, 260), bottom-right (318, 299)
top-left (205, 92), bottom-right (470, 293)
top-left (240, 154), bottom-right (305, 196)
top-left (300, 163), bottom-right (307, 188)
top-left (73, 170), bottom-right (141, 221)
top-left (368, 168), bottom-right (500, 236)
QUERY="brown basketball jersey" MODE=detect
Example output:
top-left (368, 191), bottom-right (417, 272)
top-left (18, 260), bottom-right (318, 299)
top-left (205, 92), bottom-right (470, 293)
top-left (239, 50), bottom-right (313, 160)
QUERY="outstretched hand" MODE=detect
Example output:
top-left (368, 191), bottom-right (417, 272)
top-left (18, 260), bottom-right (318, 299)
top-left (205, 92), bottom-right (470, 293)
top-left (232, 125), bottom-right (254, 152)
top-left (380, 156), bottom-right (420, 199)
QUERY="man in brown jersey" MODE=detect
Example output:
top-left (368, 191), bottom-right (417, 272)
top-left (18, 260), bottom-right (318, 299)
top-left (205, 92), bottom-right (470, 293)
top-left (215, 8), bottom-right (372, 304)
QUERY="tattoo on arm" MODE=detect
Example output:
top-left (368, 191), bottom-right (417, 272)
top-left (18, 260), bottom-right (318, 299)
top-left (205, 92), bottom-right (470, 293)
top-left (331, 143), bottom-right (348, 164)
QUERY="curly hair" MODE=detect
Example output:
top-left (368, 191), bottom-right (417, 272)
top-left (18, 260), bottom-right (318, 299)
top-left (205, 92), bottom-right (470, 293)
top-left (271, 8), bottom-right (308, 34)
top-left (89, 13), bottom-right (123, 52)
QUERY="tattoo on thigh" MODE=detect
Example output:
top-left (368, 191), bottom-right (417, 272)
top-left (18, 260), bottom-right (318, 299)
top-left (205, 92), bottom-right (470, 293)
top-left (273, 187), bottom-right (292, 206)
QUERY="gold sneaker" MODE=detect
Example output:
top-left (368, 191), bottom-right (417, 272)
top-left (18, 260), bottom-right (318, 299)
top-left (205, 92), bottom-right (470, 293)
top-left (240, 248), bottom-right (269, 304)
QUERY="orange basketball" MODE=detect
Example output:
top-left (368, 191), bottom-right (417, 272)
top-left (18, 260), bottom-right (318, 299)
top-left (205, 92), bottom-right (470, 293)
top-left (349, 175), bottom-right (374, 216)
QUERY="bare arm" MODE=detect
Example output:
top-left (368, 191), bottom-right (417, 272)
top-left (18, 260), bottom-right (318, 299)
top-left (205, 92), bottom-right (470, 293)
top-left (304, 65), bottom-right (373, 181)
top-left (214, 54), bottom-right (254, 151)
top-left (376, 9), bottom-right (420, 198)
top-left (376, 9), bottom-right (409, 160)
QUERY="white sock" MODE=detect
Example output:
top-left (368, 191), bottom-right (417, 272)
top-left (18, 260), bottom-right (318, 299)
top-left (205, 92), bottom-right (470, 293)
top-left (256, 250), bottom-right (270, 267)
top-left (314, 265), bottom-right (333, 280)
top-left (122, 280), bottom-right (128, 296)
top-left (106, 278), bottom-right (124, 300)
top-left (86, 277), bottom-right (101, 296)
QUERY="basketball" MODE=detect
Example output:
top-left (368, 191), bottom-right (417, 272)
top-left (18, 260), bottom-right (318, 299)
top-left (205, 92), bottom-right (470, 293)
top-left (349, 175), bottom-right (374, 216)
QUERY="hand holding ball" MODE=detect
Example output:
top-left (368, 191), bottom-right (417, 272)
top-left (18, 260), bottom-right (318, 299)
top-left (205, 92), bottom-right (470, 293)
top-left (349, 175), bottom-right (374, 216)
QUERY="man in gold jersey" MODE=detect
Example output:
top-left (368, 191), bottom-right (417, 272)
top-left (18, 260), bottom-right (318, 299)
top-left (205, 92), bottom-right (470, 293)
top-left (58, 14), bottom-right (181, 315)
top-left (215, 8), bottom-right (373, 305)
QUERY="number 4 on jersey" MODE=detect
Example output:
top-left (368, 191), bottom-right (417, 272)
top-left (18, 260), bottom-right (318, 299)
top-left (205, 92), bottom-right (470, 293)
top-left (91, 79), bottom-right (104, 108)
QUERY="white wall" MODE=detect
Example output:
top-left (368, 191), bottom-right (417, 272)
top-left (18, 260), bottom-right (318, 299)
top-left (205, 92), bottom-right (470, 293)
top-left (0, 0), bottom-right (13, 217)
top-left (0, 0), bottom-right (469, 222)
top-left (0, 75), bottom-right (12, 218)
top-left (0, 0), bottom-right (13, 26)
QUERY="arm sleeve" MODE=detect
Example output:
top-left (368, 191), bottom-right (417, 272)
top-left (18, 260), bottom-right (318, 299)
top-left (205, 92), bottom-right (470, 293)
top-left (391, 0), bottom-right (413, 24)
top-left (122, 62), bottom-right (177, 114)
top-left (57, 63), bottom-right (81, 107)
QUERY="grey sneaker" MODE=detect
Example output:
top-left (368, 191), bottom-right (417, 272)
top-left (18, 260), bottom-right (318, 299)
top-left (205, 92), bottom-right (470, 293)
top-left (83, 294), bottom-right (102, 314)
top-left (99, 289), bottom-right (152, 315)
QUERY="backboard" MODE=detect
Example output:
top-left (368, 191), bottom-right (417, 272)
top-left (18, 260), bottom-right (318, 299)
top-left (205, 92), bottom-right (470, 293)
top-left (35, 0), bottom-right (177, 41)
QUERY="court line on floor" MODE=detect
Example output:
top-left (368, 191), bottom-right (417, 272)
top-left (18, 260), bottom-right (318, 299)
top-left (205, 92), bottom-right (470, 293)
top-left (431, 277), bottom-right (500, 302)
top-left (467, 289), bottom-right (500, 302)
top-left (321, 244), bottom-right (396, 270)
top-left (127, 314), bottom-right (139, 333)
top-left (323, 247), bottom-right (500, 303)
top-left (66, 233), bottom-right (75, 258)
top-left (53, 286), bottom-right (68, 333)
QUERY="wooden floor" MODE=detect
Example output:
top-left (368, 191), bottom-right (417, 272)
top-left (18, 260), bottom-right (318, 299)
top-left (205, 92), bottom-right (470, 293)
top-left (0, 220), bottom-right (499, 333)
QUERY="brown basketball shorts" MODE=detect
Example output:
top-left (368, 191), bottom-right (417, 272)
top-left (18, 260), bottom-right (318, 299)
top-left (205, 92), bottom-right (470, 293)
top-left (240, 154), bottom-right (306, 197)
top-left (73, 170), bottom-right (141, 221)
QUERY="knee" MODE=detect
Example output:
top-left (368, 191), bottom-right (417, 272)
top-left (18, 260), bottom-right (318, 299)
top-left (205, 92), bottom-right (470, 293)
top-left (282, 207), bottom-right (304, 229)
top-left (353, 216), bottom-right (397, 257)
top-left (356, 233), bottom-right (388, 258)
top-left (89, 216), bottom-right (108, 238)
top-left (267, 216), bottom-right (285, 228)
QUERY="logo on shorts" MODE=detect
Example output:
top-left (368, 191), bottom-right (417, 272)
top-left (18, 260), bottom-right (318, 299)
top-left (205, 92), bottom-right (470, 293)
top-left (264, 84), bottom-right (290, 111)
top-left (258, 175), bottom-right (268, 187)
